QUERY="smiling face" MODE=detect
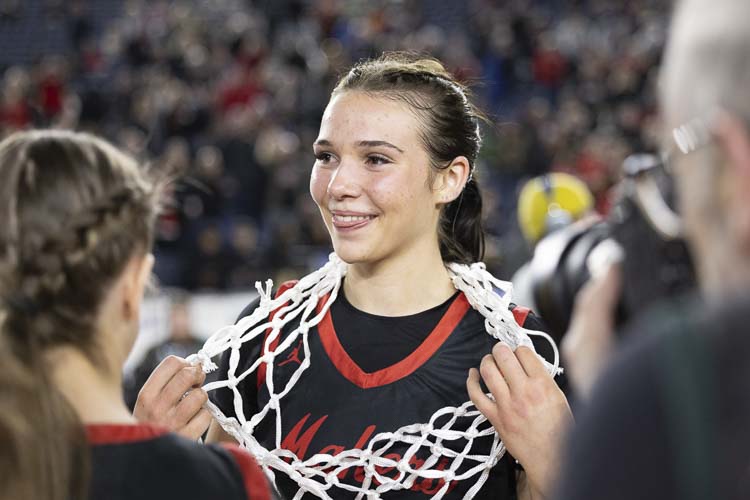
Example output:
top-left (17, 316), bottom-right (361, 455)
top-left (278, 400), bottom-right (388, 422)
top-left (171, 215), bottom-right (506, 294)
top-left (310, 91), bottom-right (444, 267)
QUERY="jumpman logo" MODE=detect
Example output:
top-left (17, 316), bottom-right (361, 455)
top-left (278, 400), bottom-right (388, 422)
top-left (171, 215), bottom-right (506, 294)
top-left (279, 340), bottom-right (304, 367)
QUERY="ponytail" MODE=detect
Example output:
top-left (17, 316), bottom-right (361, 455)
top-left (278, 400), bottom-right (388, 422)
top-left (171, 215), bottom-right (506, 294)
top-left (438, 177), bottom-right (484, 264)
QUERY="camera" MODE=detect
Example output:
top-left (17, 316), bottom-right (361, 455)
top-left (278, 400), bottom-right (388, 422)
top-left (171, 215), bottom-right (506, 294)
top-left (524, 154), bottom-right (697, 341)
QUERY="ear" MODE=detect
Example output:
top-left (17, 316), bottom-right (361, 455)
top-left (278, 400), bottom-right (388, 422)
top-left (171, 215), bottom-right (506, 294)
top-left (715, 111), bottom-right (750, 252)
top-left (433, 156), bottom-right (472, 205)
top-left (121, 252), bottom-right (155, 321)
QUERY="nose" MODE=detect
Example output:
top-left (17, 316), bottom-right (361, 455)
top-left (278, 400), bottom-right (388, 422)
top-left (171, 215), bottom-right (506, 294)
top-left (327, 159), bottom-right (361, 200)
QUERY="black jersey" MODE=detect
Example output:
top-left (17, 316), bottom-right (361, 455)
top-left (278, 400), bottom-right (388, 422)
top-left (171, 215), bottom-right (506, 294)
top-left (86, 423), bottom-right (271, 500)
top-left (212, 282), bottom-right (553, 499)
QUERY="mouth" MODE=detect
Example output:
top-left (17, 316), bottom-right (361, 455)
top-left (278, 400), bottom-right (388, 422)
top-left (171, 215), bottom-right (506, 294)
top-left (331, 211), bottom-right (377, 232)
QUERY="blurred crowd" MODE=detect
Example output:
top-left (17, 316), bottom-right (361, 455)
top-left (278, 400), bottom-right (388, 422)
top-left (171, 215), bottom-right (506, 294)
top-left (0, 0), bottom-right (669, 290)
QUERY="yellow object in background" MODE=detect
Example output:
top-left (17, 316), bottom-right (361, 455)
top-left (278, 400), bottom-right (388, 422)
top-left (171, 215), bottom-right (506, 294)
top-left (517, 172), bottom-right (594, 244)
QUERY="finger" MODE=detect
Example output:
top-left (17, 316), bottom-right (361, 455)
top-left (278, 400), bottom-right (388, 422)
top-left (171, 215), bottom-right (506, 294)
top-left (467, 368), bottom-right (497, 417)
top-left (479, 353), bottom-right (510, 401)
top-left (492, 343), bottom-right (527, 390)
top-left (515, 346), bottom-right (549, 379)
top-left (206, 419), bottom-right (237, 444)
top-left (593, 263), bottom-right (622, 308)
top-left (577, 263), bottom-right (622, 313)
top-left (179, 408), bottom-right (213, 440)
top-left (173, 388), bottom-right (209, 427)
top-left (162, 365), bottom-right (206, 406)
top-left (137, 355), bottom-right (190, 402)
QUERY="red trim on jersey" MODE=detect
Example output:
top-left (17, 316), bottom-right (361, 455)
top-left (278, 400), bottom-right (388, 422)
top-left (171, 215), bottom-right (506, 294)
top-left (317, 292), bottom-right (471, 389)
top-left (222, 444), bottom-right (272, 500)
top-left (511, 306), bottom-right (531, 327)
top-left (257, 280), bottom-right (299, 389)
top-left (85, 423), bottom-right (169, 445)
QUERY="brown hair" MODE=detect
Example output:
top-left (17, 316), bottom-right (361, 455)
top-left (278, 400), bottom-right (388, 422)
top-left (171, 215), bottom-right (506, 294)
top-left (333, 52), bottom-right (486, 264)
top-left (0, 130), bottom-right (162, 500)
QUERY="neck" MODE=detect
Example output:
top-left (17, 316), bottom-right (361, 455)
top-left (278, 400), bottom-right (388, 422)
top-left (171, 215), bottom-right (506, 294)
top-left (47, 347), bottom-right (136, 424)
top-left (343, 240), bottom-right (457, 316)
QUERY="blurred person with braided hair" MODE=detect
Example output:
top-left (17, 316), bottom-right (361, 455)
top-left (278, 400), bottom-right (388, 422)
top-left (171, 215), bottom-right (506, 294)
top-left (138, 53), bottom-right (572, 499)
top-left (0, 130), bottom-right (271, 500)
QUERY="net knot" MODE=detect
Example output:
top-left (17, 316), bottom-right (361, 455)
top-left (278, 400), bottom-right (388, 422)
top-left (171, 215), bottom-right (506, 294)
top-left (261, 353), bottom-right (275, 364)
top-left (188, 350), bottom-right (217, 373)
top-left (288, 287), bottom-right (304, 304)
top-left (269, 396), bottom-right (280, 410)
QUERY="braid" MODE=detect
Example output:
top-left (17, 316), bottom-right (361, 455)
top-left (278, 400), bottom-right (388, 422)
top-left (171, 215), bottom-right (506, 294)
top-left (0, 130), bottom-right (160, 359)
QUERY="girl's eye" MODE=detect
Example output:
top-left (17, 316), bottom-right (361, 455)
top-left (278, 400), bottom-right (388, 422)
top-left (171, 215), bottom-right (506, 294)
top-left (366, 155), bottom-right (390, 166)
top-left (315, 152), bottom-right (333, 163)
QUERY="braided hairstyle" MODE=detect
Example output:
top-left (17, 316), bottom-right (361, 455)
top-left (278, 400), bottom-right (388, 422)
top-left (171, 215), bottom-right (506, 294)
top-left (0, 130), bottom-right (162, 500)
top-left (333, 52), bottom-right (486, 264)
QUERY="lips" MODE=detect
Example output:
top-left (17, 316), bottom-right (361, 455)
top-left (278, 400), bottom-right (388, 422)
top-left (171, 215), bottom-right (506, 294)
top-left (331, 211), bottom-right (377, 231)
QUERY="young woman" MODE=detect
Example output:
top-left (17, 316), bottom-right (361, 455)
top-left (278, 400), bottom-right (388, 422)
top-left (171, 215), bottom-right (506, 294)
top-left (0, 130), bottom-right (271, 500)
top-left (137, 53), bottom-right (571, 499)
top-left (185, 53), bottom-right (571, 499)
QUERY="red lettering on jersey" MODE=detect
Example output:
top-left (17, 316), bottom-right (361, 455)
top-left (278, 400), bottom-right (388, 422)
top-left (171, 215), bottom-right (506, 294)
top-left (320, 444), bottom-right (344, 456)
top-left (281, 419), bottom-right (460, 495)
top-left (354, 425), bottom-right (376, 449)
top-left (374, 452), bottom-right (402, 480)
top-left (409, 455), bottom-right (425, 468)
top-left (408, 455), bottom-right (426, 491)
top-left (340, 469), bottom-right (350, 481)
top-left (281, 413), bottom-right (328, 459)
top-left (334, 424), bottom-right (378, 481)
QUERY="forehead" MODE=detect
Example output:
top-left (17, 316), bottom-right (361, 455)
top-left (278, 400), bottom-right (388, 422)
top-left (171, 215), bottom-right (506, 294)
top-left (317, 91), bottom-right (422, 145)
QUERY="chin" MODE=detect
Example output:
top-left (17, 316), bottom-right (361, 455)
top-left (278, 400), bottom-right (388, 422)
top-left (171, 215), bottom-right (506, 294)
top-left (332, 242), bottom-right (378, 265)
top-left (333, 249), bottom-right (369, 265)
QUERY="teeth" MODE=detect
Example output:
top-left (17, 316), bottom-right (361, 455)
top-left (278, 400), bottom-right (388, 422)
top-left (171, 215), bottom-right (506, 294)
top-left (334, 214), bottom-right (372, 223)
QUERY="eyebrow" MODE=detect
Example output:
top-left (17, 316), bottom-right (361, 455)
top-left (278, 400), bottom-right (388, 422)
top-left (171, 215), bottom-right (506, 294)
top-left (313, 139), bottom-right (405, 153)
top-left (357, 140), bottom-right (405, 153)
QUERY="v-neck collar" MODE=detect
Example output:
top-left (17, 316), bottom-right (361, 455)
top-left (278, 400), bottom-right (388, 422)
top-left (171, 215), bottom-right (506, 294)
top-left (316, 292), bottom-right (471, 388)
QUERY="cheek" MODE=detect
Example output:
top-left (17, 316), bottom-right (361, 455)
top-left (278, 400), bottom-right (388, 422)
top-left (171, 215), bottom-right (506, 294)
top-left (677, 171), bottom-right (721, 257)
top-left (676, 170), bottom-right (703, 218)
top-left (371, 169), bottom-right (431, 212)
top-left (309, 167), bottom-right (330, 207)
top-left (370, 184), bottom-right (412, 216)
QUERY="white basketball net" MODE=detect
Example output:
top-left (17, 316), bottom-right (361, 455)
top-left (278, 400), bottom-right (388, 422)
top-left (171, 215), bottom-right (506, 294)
top-left (188, 253), bottom-right (561, 500)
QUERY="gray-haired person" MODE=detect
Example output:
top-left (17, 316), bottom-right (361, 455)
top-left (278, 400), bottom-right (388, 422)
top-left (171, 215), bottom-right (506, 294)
top-left (473, 0), bottom-right (750, 498)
